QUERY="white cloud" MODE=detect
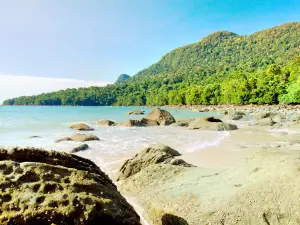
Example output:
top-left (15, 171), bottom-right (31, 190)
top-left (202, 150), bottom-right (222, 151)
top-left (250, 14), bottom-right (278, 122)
top-left (0, 75), bottom-right (110, 104)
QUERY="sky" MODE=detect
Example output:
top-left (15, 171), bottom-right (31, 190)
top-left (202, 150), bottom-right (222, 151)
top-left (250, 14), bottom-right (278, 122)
top-left (0, 0), bottom-right (300, 103)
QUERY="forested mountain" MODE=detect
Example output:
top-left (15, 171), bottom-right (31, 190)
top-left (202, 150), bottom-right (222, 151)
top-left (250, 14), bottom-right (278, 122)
top-left (3, 22), bottom-right (300, 106)
top-left (114, 74), bottom-right (130, 84)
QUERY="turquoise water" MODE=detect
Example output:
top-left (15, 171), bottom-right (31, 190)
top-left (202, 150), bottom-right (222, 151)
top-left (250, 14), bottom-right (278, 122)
top-left (0, 106), bottom-right (227, 175)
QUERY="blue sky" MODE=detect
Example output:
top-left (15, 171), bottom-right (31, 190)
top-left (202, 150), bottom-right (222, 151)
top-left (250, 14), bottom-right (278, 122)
top-left (0, 0), bottom-right (299, 100)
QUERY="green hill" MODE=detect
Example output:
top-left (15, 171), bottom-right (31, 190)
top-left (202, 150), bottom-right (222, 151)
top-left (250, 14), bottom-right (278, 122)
top-left (3, 22), bottom-right (300, 106)
top-left (134, 22), bottom-right (300, 80)
top-left (114, 74), bottom-right (131, 84)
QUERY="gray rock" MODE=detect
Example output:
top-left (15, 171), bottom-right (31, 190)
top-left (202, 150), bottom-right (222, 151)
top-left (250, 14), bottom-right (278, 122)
top-left (71, 144), bottom-right (89, 153)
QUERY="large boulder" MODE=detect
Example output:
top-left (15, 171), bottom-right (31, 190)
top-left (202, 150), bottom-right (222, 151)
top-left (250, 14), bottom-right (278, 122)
top-left (0, 147), bottom-right (141, 225)
top-left (69, 123), bottom-right (94, 131)
top-left (144, 108), bottom-right (176, 125)
top-left (128, 110), bottom-right (145, 115)
top-left (70, 133), bottom-right (100, 142)
top-left (188, 117), bottom-right (238, 131)
top-left (117, 144), bottom-right (193, 181)
top-left (96, 120), bottom-right (116, 126)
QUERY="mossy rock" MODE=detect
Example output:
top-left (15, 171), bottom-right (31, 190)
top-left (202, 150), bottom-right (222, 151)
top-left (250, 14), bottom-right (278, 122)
top-left (0, 147), bottom-right (141, 225)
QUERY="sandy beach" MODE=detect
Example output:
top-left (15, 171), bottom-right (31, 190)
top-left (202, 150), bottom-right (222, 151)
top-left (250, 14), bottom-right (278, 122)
top-left (113, 108), bottom-right (300, 225)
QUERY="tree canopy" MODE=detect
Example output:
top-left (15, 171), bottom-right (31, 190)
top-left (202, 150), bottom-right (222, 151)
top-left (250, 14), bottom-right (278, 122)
top-left (3, 22), bottom-right (300, 106)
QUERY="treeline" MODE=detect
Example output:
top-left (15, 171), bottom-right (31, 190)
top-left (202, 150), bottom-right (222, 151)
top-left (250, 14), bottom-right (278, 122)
top-left (3, 22), bottom-right (300, 106)
top-left (3, 57), bottom-right (300, 106)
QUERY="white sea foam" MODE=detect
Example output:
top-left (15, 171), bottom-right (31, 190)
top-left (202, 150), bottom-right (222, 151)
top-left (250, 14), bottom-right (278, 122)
top-left (0, 106), bottom-right (227, 175)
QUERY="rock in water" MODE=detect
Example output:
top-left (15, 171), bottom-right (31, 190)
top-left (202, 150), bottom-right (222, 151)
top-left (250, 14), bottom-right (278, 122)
top-left (71, 144), bottom-right (89, 153)
top-left (117, 144), bottom-right (193, 181)
top-left (55, 137), bottom-right (72, 143)
top-left (69, 123), bottom-right (94, 131)
top-left (188, 117), bottom-right (238, 131)
top-left (70, 133), bottom-right (100, 142)
top-left (127, 110), bottom-right (145, 115)
top-left (0, 147), bottom-right (141, 225)
top-left (144, 108), bottom-right (176, 125)
top-left (96, 120), bottom-right (116, 126)
top-left (117, 120), bottom-right (146, 127)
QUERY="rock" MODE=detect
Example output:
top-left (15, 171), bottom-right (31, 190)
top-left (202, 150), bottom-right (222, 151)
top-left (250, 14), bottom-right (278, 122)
top-left (117, 120), bottom-right (146, 127)
top-left (0, 147), bottom-right (141, 225)
top-left (140, 118), bottom-right (159, 126)
top-left (55, 137), bottom-right (72, 143)
top-left (71, 144), bottom-right (89, 153)
top-left (191, 108), bottom-right (209, 112)
top-left (69, 123), bottom-right (94, 131)
top-left (128, 110), bottom-right (145, 115)
top-left (117, 144), bottom-right (193, 181)
top-left (161, 214), bottom-right (189, 225)
top-left (96, 120), bottom-right (116, 126)
top-left (170, 119), bottom-right (195, 127)
top-left (144, 108), bottom-right (176, 125)
top-left (29, 136), bottom-right (40, 138)
top-left (223, 114), bottom-right (243, 120)
top-left (70, 133), bottom-right (100, 142)
top-left (188, 117), bottom-right (238, 131)
top-left (253, 112), bottom-right (274, 120)
top-left (257, 117), bottom-right (276, 126)
top-left (272, 114), bottom-right (285, 123)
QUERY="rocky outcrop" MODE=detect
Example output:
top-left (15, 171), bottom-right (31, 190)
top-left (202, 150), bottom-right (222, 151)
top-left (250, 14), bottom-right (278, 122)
top-left (143, 108), bottom-right (176, 125)
top-left (71, 144), bottom-right (89, 153)
top-left (0, 147), bottom-right (141, 225)
top-left (69, 123), bottom-right (94, 131)
top-left (128, 110), bottom-right (145, 115)
top-left (96, 120), bottom-right (116, 126)
top-left (188, 117), bottom-right (238, 131)
top-left (117, 144), bottom-right (193, 181)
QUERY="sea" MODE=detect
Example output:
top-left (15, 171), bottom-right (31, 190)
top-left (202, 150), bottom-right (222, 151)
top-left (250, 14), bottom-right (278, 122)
top-left (0, 106), bottom-right (229, 176)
